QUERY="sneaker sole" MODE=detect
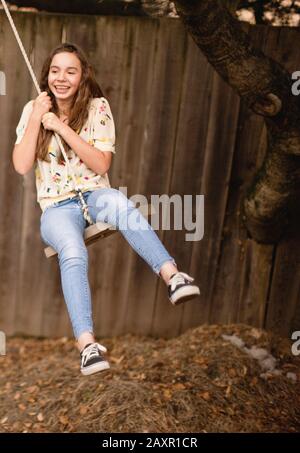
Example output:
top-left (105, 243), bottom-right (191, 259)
top-left (81, 360), bottom-right (110, 376)
top-left (170, 285), bottom-right (200, 306)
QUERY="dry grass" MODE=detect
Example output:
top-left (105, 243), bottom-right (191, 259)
top-left (0, 324), bottom-right (299, 433)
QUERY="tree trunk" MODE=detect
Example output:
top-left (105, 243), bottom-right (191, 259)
top-left (140, 0), bottom-right (240, 18)
top-left (222, 0), bottom-right (240, 16)
top-left (174, 0), bottom-right (300, 243)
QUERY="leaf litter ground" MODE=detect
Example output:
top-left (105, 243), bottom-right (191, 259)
top-left (0, 324), bottom-right (299, 433)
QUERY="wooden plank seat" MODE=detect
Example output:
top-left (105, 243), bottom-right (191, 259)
top-left (44, 203), bottom-right (155, 258)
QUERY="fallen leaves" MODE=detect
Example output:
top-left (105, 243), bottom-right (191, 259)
top-left (14, 392), bottom-right (21, 401)
top-left (0, 325), bottom-right (299, 433)
top-left (27, 385), bottom-right (39, 394)
top-left (225, 385), bottom-right (232, 398)
top-left (197, 391), bottom-right (211, 401)
top-left (163, 389), bottom-right (172, 401)
top-left (58, 415), bottom-right (69, 426)
top-left (37, 413), bottom-right (44, 422)
top-left (79, 406), bottom-right (88, 416)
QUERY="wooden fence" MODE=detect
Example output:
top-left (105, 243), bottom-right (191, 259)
top-left (0, 10), bottom-right (299, 339)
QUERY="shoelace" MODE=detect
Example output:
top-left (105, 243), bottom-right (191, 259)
top-left (81, 343), bottom-right (107, 366)
top-left (169, 272), bottom-right (194, 291)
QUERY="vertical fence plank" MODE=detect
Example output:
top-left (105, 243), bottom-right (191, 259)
top-left (0, 12), bottom-right (35, 335)
top-left (265, 233), bottom-right (300, 336)
top-left (10, 14), bottom-right (68, 337)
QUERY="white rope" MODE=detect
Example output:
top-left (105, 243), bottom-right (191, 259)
top-left (1, 0), bottom-right (93, 225)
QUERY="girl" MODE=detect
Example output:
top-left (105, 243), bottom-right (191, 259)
top-left (12, 43), bottom-right (200, 376)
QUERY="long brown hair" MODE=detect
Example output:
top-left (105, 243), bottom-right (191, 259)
top-left (36, 42), bottom-right (104, 164)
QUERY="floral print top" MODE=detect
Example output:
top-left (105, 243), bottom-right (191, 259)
top-left (15, 97), bottom-right (116, 212)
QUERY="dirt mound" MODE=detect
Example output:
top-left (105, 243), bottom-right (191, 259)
top-left (0, 324), bottom-right (299, 432)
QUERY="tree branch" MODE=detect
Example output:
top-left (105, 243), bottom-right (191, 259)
top-left (6, 0), bottom-right (147, 16)
top-left (174, 0), bottom-right (300, 243)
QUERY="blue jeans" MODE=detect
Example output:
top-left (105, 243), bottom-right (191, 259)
top-left (40, 188), bottom-right (176, 339)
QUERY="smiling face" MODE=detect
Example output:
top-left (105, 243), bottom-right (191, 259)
top-left (48, 52), bottom-right (82, 103)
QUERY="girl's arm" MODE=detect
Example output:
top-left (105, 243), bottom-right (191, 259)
top-left (12, 92), bottom-right (52, 175)
top-left (42, 113), bottom-right (112, 175)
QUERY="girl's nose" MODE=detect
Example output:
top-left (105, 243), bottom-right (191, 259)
top-left (56, 74), bottom-right (67, 81)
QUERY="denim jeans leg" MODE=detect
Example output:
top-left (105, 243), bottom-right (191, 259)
top-left (40, 202), bottom-right (94, 339)
top-left (87, 188), bottom-right (177, 275)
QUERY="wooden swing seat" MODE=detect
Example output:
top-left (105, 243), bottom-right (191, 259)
top-left (44, 203), bottom-right (154, 259)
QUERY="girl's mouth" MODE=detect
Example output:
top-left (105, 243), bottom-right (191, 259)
top-left (54, 86), bottom-right (70, 93)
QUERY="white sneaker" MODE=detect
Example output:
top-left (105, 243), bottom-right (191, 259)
top-left (168, 272), bottom-right (200, 305)
top-left (80, 342), bottom-right (110, 376)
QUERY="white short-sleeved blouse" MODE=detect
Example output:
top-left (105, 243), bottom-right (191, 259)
top-left (15, 97), bottom-right (116, 212)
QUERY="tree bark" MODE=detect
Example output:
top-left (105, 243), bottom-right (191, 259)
top-left (222, 0), bottom-right (240, 16)
top-left (174, 0), bottom-right (300, 243)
